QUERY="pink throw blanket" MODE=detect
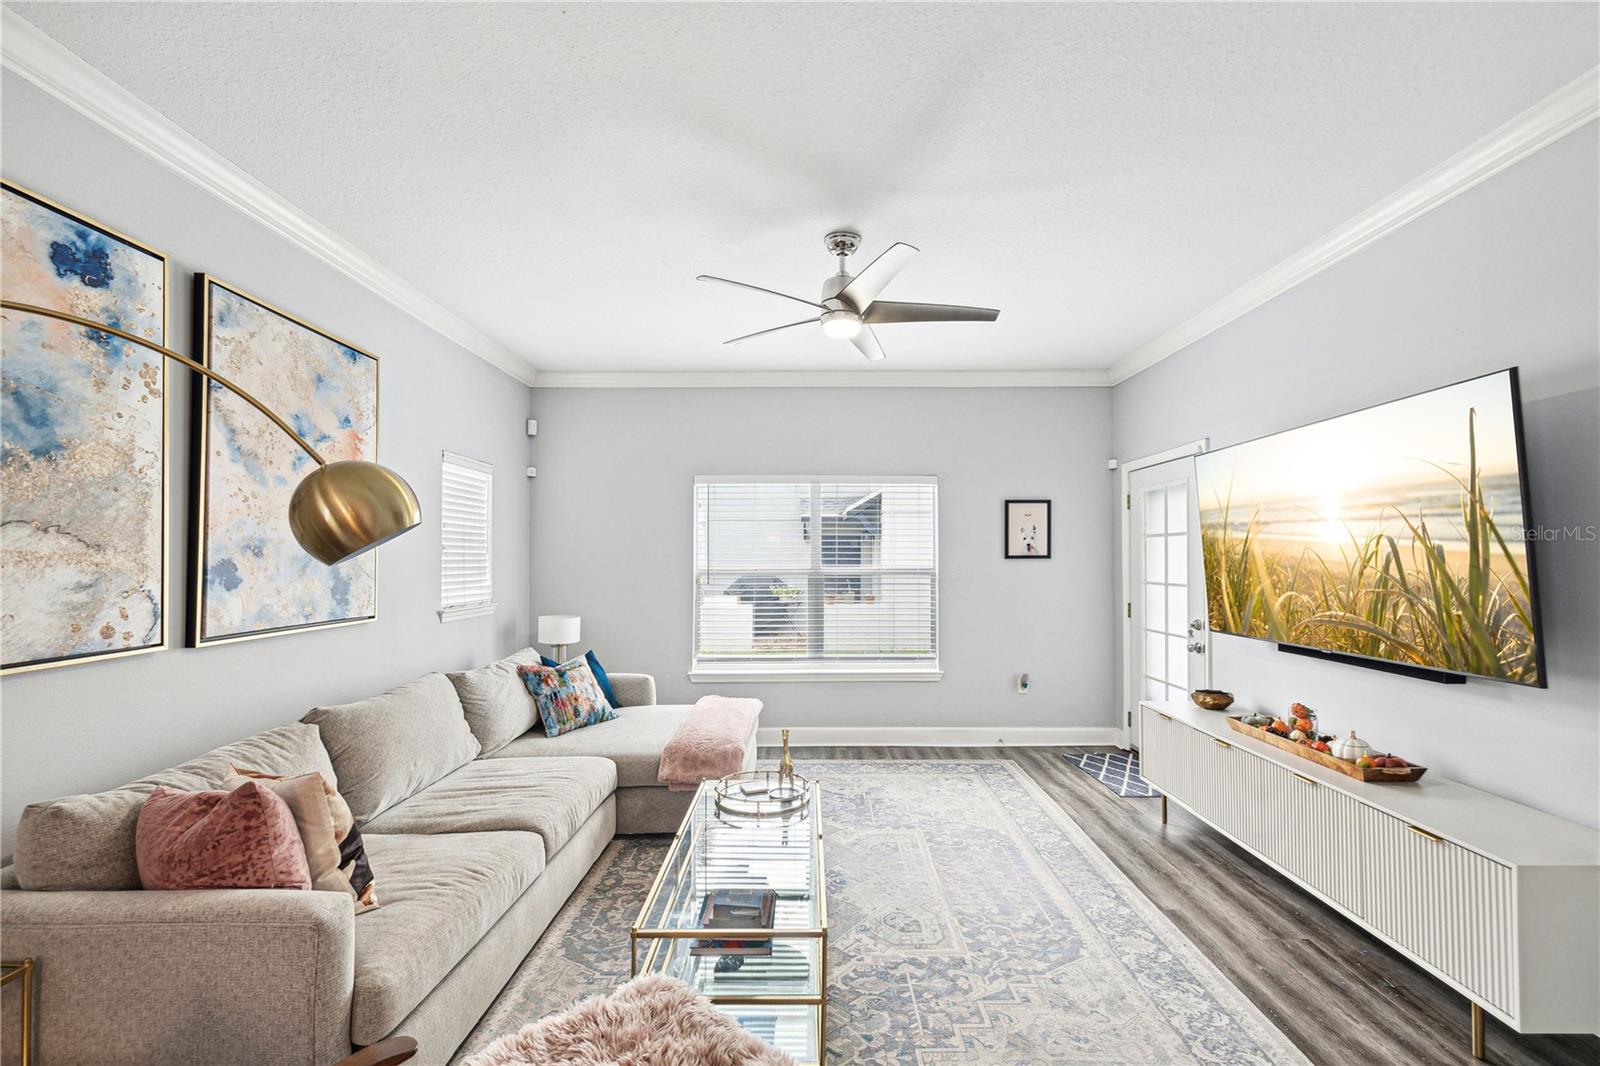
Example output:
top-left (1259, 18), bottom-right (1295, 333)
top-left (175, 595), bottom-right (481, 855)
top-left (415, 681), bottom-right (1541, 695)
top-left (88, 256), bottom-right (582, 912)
top-left (658, 695), bottom-right (762, 791)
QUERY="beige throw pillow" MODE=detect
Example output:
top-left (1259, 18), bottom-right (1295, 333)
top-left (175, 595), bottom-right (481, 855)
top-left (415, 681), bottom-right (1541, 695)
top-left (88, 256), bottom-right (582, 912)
top-left (226, 767), bottom-right (378, 912)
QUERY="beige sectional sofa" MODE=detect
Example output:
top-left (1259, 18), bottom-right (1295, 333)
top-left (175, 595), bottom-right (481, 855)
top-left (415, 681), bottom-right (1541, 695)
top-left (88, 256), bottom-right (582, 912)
top-left (0, 654), bottom-right (758, 1066)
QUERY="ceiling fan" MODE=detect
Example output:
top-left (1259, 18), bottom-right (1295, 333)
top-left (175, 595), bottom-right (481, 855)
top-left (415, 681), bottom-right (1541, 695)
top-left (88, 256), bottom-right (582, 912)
top-left (697, 231), bottom-right (1000, 361)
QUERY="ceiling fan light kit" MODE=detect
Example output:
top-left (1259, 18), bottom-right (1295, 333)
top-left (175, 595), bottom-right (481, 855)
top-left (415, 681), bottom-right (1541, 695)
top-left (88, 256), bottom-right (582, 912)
top-left (820, 308), bottom-right (863, 340)
top-left (698, 230), bottom-right (999, 361)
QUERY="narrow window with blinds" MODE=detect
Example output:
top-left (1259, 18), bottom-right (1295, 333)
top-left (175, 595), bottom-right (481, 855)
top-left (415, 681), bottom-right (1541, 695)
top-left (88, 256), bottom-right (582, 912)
top-left (439, 451), bottom-right (496, 621)
top-left (691, 477), bottom-right (941, 680)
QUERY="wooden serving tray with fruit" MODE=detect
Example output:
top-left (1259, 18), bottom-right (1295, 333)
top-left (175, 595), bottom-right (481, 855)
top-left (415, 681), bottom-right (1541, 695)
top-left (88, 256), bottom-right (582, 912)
top-left (1225, 717), bottom-right (1428, 783)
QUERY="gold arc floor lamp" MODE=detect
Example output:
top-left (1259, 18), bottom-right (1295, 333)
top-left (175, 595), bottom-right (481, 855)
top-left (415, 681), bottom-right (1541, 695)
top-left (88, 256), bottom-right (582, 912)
top-left (2, 299), bottom-right (421, 565)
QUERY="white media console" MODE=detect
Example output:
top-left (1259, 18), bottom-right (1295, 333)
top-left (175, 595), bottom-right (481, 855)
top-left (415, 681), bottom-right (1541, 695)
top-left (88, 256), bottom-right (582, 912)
top-left (1139, 700), bottom-right (1599, 1059)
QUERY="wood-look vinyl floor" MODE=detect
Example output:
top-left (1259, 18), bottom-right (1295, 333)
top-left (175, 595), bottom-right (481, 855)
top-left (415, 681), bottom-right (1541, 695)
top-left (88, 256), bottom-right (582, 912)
top-left (761, 744), bottom-right (1600, 1066)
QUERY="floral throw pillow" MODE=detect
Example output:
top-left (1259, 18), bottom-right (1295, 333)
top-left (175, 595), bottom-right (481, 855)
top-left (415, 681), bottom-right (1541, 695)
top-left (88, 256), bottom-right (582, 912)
top-left (518, 659), bottom-right (618, 737)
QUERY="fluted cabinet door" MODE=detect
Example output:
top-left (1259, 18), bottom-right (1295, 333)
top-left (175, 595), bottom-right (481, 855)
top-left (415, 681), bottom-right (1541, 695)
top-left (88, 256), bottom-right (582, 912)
top-left (1140, 708), bottom-right (1187, 800)
top-left (1139, 707), bottom-right (1172, 792)
top-left (1359, 807), bottom-right (1518, 1018)
top-left (1253, 760), bottom-right (1365, 917)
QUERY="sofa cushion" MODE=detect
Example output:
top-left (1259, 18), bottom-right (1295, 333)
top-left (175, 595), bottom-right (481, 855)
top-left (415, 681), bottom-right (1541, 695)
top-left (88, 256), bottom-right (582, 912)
top-left (14, 723), bottom-right (334, 891)
top-left (447, 647), bottom-right (543, 755)
top-left (352, 831), bottom-right (544, 1044)
top-left (303, 673), bottom-right (480, 823)
top-left (489, 706), bottom-right (732, 789)
top-left (361, 757), bottom-right (616, 857)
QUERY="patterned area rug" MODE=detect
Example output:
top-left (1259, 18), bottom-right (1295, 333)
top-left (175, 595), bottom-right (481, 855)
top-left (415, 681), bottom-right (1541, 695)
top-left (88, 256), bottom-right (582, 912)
top-left (455, 761), bottom-right (1305, 1065)
top-left (1062, 748), bottom-right (1161, 798)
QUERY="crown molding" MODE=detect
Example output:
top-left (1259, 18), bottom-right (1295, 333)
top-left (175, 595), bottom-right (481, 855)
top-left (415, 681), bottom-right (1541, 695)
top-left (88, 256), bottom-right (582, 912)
top-left (9, 2), bottom-right (1589, 393)
top-left (534, 368), bottom-right (1111, 388)
top-left (1, 8), bottom-right (537, 386)
top-left (1109, 66), bottom-right (1600, 386)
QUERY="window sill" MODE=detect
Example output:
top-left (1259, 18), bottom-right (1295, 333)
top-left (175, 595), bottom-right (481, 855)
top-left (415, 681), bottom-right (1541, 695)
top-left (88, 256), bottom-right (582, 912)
top-left (438, 602), bottom-right (497, 623)
top-left (688, 665), bottom-right (943, 683)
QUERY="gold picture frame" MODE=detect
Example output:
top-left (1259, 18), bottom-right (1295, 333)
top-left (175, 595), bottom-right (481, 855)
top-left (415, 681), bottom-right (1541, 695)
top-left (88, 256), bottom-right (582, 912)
top-left (1, 180), bottom-right (170, 675)
top-left (190, 274), bottom-right (380, 647)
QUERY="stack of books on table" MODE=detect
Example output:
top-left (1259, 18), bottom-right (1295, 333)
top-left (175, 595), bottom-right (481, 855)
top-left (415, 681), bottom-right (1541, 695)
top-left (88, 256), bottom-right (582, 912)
top-left (691, 887), bottom-right (777, 957)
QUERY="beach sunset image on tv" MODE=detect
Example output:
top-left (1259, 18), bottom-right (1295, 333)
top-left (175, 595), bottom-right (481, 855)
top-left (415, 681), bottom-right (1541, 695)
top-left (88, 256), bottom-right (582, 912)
top-left (1195, 370), bottom-right (1541, 686)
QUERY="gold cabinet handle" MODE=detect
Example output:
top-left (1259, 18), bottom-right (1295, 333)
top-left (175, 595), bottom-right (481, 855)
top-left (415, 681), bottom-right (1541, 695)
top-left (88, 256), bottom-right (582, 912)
top-left (1406, 824), bottom-right (1443, 843)
top-left (1212, 738), bottom-right (1231, 749)
top-left (1291, 772), bottom-right (1317, 786)
top-left (1157, 712), bottom-right (1172, 722)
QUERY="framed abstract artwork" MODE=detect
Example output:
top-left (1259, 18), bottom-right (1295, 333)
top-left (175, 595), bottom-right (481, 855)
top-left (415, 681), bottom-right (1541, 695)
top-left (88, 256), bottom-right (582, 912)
top-left (1, 181), bottom-right (169, 675)
top-left (191, 275), bottom-right (379, 646)
top-left (1004, 499), bottom-right (1051, 559)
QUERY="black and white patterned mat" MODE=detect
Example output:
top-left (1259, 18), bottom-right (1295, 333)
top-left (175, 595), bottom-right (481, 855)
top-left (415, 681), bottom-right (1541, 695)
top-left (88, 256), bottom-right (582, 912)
top-left (1062, 748), bottom-right (1161, 798)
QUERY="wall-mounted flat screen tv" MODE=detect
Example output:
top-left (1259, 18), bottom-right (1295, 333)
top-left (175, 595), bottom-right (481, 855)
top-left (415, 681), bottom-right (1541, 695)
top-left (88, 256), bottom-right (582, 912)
top-left (1195, 369), bottom-right (1543, 687)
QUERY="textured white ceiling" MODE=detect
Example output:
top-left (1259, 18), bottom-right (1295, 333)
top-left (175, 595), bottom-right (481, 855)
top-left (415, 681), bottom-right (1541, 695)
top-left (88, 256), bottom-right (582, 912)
top-left (11, 2), bottom-right (1597, 374)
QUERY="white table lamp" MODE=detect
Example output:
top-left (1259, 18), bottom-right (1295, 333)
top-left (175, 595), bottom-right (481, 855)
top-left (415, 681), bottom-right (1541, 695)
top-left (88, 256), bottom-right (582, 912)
top-left (537, 614), bottom-right (581, 663)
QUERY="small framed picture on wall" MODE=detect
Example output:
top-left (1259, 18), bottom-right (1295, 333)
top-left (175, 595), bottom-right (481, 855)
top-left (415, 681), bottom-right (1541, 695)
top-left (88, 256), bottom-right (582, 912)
top-left (1005, 500), bottom-right (1051, 559)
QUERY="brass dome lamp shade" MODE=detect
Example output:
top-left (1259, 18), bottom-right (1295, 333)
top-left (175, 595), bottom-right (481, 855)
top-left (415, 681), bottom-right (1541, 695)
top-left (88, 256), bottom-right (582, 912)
top-left (3, 299), bottom-right (421, 565)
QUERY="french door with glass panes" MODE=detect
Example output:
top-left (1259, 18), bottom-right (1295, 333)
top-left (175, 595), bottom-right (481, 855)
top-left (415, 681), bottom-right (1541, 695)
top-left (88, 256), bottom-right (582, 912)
top-left (1128, 456), bottom-right (1208, 751)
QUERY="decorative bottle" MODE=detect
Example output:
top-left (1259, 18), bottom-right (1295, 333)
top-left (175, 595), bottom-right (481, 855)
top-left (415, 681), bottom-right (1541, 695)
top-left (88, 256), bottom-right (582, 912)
top-left (778, 728), bottom-right (795, 790)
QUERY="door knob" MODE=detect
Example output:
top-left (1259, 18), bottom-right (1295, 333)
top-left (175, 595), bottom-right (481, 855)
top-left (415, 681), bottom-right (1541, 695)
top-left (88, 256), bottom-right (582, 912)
top-left (1188, 618), bottom-right (1205, 633)
top-left (1187, 641), bottom-right (1206, 654)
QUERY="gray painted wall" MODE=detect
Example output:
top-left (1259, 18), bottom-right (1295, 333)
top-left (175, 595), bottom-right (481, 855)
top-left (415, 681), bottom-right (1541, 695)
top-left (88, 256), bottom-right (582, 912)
top-left (4, 69), bottom-right (1593, 857)
top-left (1112, 125), bottom-right (1599, 827)
top-left (0, 75), bottom-right (534, 855)
top-left (528, 386), bottom-right (1115, 731)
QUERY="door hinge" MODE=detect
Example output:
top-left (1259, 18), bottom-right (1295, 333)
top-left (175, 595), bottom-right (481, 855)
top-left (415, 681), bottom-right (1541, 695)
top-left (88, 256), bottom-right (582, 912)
top-left (1125, 493), bottom-right (1131, 510)
top-left (1126, 710), bottom-right (1132, 727)
top-left (1126, 601), bottom-right (1132, 618)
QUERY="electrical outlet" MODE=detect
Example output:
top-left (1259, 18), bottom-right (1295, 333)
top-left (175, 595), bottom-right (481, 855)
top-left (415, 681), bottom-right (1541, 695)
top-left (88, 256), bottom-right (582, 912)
top-left (526, 419), bottom-right (538, 437)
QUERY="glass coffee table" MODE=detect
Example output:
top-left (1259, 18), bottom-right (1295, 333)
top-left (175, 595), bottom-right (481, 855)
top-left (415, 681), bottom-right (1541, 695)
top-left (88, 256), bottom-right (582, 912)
top-left (631, 777), bottom-right (827, 1065)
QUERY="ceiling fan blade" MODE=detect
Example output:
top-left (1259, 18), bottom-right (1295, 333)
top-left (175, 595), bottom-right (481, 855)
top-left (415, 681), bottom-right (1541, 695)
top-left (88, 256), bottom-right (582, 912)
top-left (838, 243), bottom-right (918, 311)
top-left (697, 275), bottom-right (825, 311)
top-left (723, 317), bottom-right (820, 345)
top-left (864, 301), bottom-right (1000, 324)
top-left (849, 325), bottom-right (886, 362)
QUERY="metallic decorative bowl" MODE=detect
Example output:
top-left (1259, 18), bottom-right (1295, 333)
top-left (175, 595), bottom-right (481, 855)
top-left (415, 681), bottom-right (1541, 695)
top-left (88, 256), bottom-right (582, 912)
top-left (1190, 689), bottom-right (1235, 711)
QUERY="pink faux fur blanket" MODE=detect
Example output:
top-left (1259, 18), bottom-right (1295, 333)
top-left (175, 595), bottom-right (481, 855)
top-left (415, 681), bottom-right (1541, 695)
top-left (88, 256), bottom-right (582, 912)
top-left (461, 975), bottom-right (796, 1066)
top-left (658, 695), bottom-right (762, 791)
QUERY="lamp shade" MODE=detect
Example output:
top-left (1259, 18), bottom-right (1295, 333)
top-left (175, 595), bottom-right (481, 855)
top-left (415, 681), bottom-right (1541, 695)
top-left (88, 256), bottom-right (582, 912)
top-left (537, 614), bottom-right (581, 646)
top-left (289, 460), bottom-right (422, 565)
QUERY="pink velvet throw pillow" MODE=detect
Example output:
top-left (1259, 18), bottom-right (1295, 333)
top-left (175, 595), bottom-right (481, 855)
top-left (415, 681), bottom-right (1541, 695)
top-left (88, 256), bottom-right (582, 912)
top-left (136, 782), bottom-right (311, 891)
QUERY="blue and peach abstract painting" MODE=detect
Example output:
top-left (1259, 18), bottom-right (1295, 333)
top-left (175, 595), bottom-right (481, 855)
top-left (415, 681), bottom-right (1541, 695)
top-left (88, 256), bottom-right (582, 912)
top-left (194, 278), bottom-right (378, 644)
top-left (1, 183), bottom-right (167, 672)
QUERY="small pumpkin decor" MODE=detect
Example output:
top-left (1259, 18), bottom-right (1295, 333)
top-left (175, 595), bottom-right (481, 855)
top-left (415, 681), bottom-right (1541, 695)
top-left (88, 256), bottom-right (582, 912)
top-left (1332, 730), bottom-right (1373, 763)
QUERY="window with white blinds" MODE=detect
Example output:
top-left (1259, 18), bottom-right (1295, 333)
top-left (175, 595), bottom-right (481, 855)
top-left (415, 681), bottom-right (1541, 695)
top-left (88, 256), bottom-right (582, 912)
top-left (691, 477), bottom-right (940, 679)
top-left (439, 451), bottom-right (495, 621)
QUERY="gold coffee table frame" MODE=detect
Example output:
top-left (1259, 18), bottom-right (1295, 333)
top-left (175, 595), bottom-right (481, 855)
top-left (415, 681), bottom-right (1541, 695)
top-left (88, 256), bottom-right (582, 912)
top-left (631, 780), bottom-right (828, 1065)
top-left (1, 959), bottom-right (34, 1066)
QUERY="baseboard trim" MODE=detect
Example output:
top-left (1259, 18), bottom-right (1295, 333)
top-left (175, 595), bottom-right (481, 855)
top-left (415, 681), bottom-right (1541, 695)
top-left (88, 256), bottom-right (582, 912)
top-left (756, 726), bottom-right (1120, 748)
